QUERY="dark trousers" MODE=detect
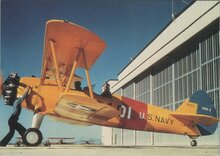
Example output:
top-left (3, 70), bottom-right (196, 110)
top-left (0, 115), bottom-right (26, 146)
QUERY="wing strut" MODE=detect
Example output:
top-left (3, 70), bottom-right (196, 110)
top-left (65, 48), bottom-right (82, 93)
top-left (82, 50), bottom-right (94, 99)
top-left (64, 47), bottom-right (94, 99)
top-left (50, 40), bottom-right (64, 92)
top-left (41, 43), bottom-right (50, 81)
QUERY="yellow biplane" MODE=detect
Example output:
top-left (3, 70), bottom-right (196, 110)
top-left (0, 20), bottom-right (219, 146)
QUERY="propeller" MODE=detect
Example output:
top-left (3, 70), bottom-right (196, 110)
top-left (0, 71), bottom-right (20, 105)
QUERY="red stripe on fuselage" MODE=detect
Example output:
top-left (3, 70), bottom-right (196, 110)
top-left (119, 97), bottom-right (147, 130)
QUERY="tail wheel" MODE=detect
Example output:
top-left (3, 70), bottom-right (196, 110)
top-left (191, 140), bottom-right (197, 146)
top-left (22, 128), bottom-right (43, 146)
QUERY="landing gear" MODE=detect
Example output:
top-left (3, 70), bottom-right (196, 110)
top-left (22, 128), bottom-right (43, 146)
top-left (21, 113), bottom-right (45, 146)
top-left (190, 140), bottom-right (197, 146)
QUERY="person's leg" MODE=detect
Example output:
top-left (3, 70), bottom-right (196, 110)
top-left (15, 122), bottom-right (26, 136)
top-left (0, 117), bottom-right (16, 146)
top-left (0, 130), bottom-right (15, 146)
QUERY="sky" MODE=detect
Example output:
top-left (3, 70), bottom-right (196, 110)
top-left (0, 0), bottom-right (190, 143)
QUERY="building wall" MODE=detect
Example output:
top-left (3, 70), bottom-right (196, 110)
top-left (102, 18), bottom-right (219, 146)
top-left (101, 127), bottom-right (113, 145)
top-left (102, 1), bottom-right (220, 146)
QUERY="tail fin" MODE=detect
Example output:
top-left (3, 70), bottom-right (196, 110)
top-left (172, 90), bottom-right (219, 136)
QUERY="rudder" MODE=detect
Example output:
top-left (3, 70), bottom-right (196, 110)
top-left (189, 90), bottom-right (218, 136)
top-left (189, 90), bottom-right (217, 117)
top-left (174, 90), bottom-right (219, 136)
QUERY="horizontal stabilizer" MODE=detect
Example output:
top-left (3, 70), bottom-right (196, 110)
top-left (171, 113), bottom-right (219, 126)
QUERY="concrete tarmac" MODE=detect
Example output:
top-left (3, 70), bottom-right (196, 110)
top-left (0, 145), bottom-right (219, 156)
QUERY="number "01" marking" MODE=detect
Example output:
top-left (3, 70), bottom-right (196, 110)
top-left (118, 104), bottom-right (132, 119)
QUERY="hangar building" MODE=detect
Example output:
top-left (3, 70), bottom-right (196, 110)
top-left (102, 1), bottom-right (219, 146)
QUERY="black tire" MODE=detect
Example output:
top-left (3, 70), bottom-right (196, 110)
top-left (191, 140), bottom-right (197, 146)
top-left (22, 128), bottom-right (43, 146)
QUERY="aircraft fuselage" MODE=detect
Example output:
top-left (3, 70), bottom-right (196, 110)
top-left (19, 77), bottom-right (200, 138)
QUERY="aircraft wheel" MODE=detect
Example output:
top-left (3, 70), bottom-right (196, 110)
top-left (191, 140), bottom-right (197, 146)
top-left (22, 128), bottom-right (43, 146)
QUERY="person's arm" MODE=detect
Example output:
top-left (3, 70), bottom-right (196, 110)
top-left (14, 86), bottom-right (30, 105)
top-left (12, 86), bottom-right (31, 116)
top-left (19, 86), bottom-right (30, 101)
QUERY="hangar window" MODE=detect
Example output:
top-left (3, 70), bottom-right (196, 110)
top-left (152, 61), bottom-right (173, 109)
top-left (123, 83), bottom-right (134, 99)
top-left (214, 59), bottom-right (219, 88)
top-left (200, 29), bottom-right (219, 118)
top-left (135, 75), bottom-right (151, 103)
top-left (213, 32), bottom-right (219, 57)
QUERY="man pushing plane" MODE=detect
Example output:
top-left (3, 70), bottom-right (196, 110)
top-left (0, 73), bottom-right (30, 146)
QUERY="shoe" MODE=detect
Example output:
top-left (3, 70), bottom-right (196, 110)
top-left (0, 142), bottom-right (6, 147)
